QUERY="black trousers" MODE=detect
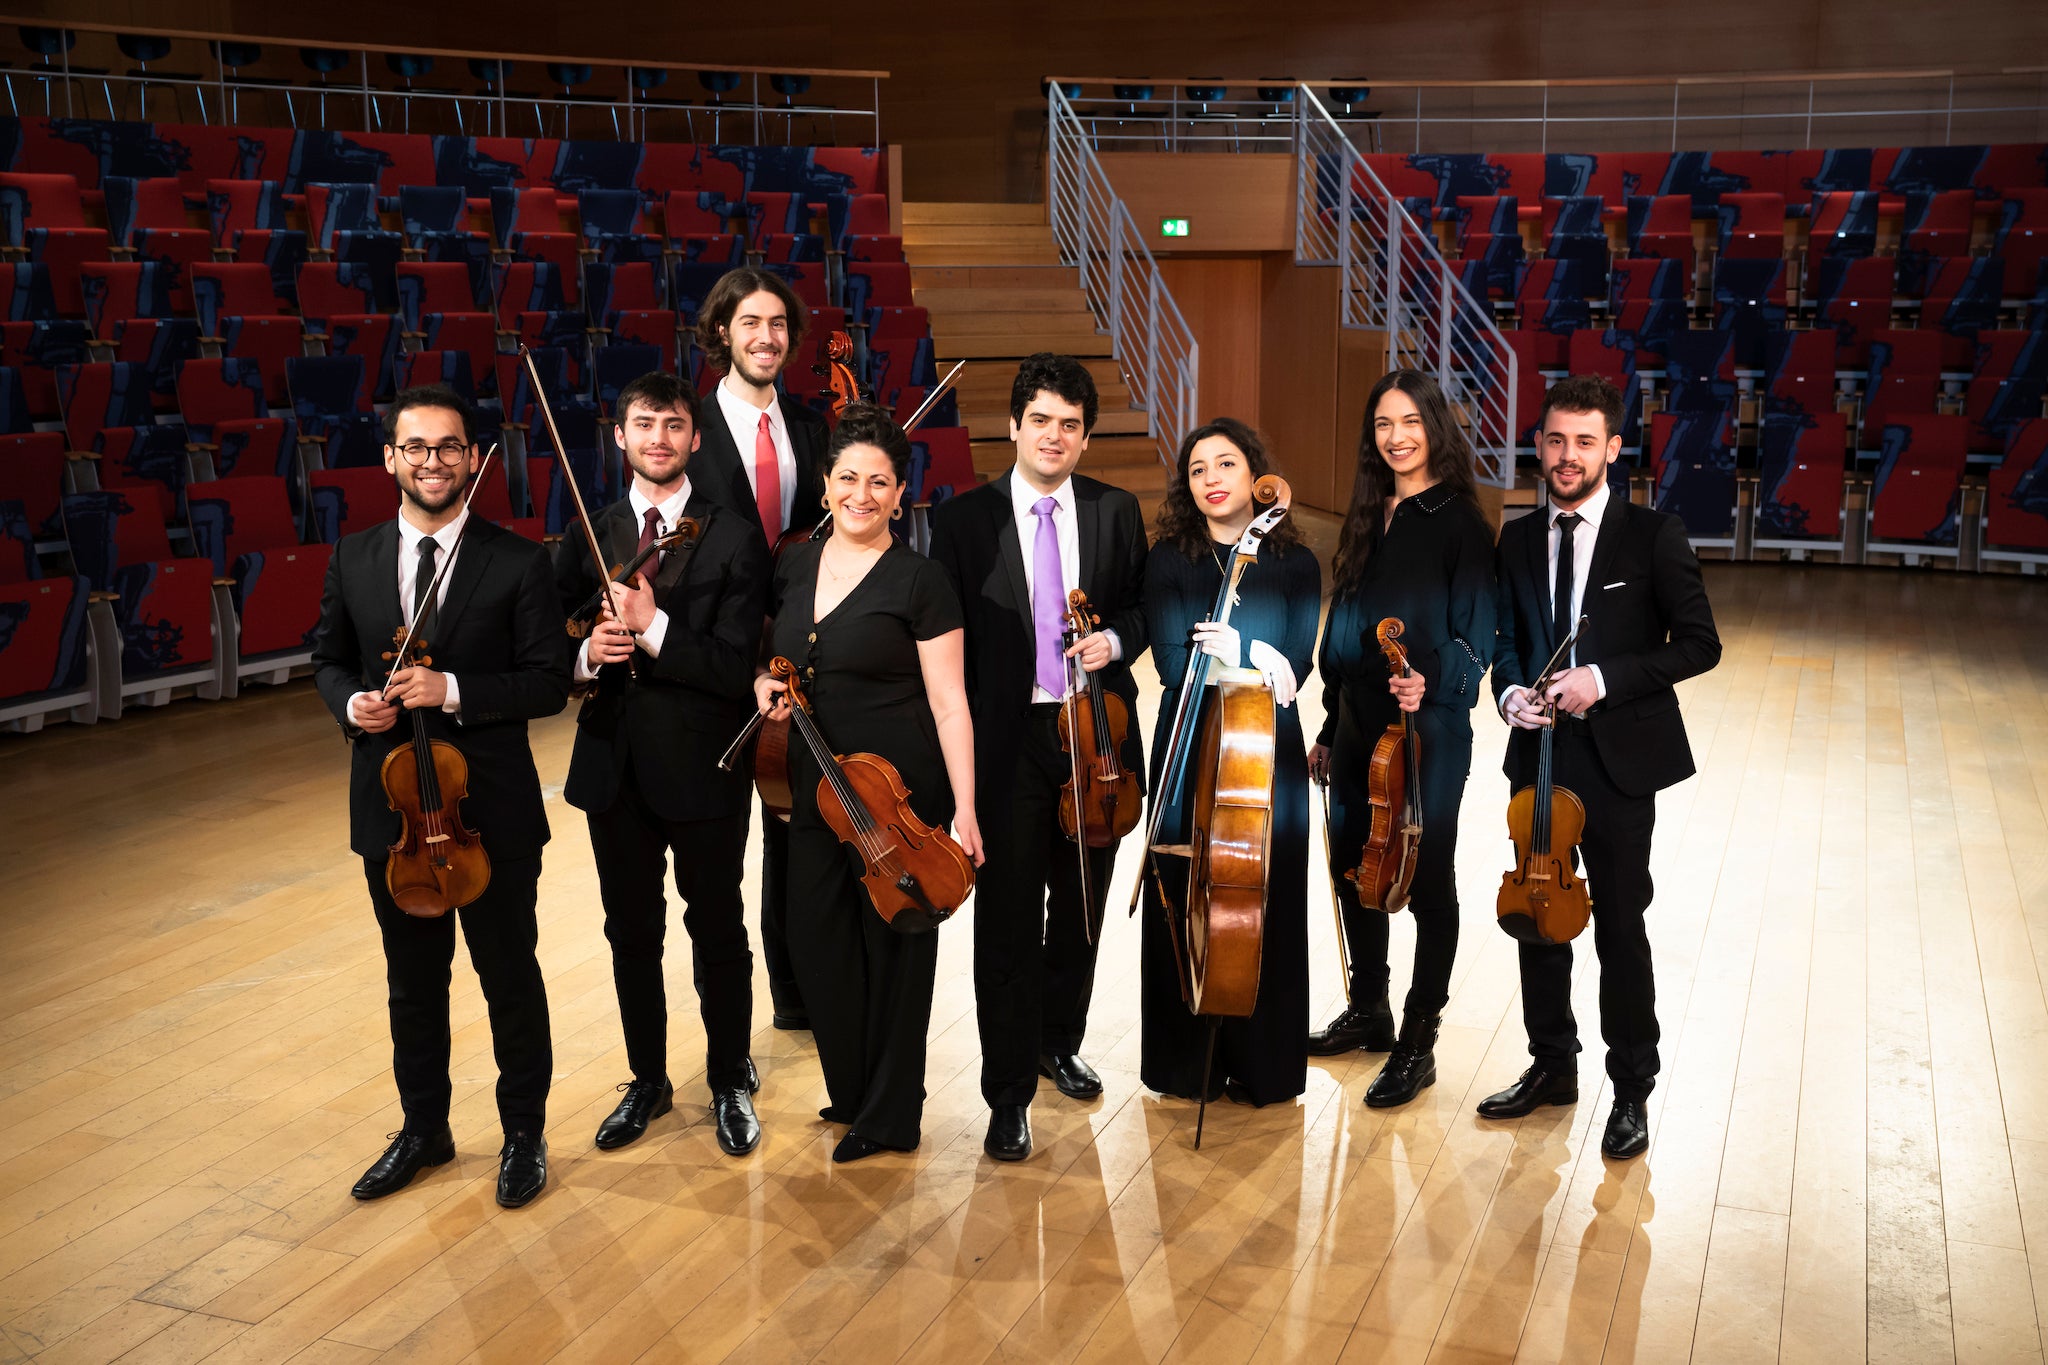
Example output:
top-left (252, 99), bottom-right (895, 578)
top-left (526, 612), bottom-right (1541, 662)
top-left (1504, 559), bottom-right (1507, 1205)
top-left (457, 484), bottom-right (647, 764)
top-left (1517, 720), bottom-right (1661, 1101)
top-left (586, 772), bottom-right (753, 1094)
top-left (785, 819), bottom-right (940, 1150)
top-left (974, 705), bottom-right (1117, 1108)
top-left (758, 803), bottom-right (804, 1018)
top-left (1340, 706), bottom-right (1474, 1022)
top-left (366, 854), bottom-right (551, 1135)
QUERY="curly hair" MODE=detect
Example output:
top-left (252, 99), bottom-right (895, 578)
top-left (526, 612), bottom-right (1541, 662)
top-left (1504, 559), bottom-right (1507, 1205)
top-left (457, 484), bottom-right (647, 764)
top-left (1540, 372), bottom-right (1627, 441)
top-left (1153, 417), bottom-right (1304, 562)
top-left (692, 267), bottom-right (809, 375)
top-left (827, 402), bottom-right (912, 484)
top-left (1331, 369), bottom-right (1479, 594)
top-left (1009, 352), bottom-right (1099, 434)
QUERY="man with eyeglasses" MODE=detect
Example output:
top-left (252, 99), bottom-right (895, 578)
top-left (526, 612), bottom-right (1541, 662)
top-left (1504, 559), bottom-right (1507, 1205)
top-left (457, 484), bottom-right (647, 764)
top-left (311, 384), bottom-right (571, 1209)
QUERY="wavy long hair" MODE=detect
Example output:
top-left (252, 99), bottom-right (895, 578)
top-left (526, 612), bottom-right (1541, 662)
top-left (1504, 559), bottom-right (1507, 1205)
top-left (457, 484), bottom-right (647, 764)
top-left (1330, 369), bottom-right (1479, 593)
top-left (1153, 417), bottom-right (1304, 561)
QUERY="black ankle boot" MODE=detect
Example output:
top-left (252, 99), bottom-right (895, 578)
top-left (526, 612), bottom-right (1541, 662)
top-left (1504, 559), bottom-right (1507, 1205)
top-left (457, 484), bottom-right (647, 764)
top-left (1364, 1013), bottom-right (1440, 1108)
top-left (1308, 990), bottom-right (1396, 1055)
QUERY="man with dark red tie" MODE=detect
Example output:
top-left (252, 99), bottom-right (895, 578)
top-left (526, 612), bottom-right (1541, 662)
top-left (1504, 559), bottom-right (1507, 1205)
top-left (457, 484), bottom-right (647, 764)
top-left (557, 372), bottom-right (773, 1158)
top-left (689, 269), bottom-right (829, 1034)
top-left (929, 354), bottom-right (1150, 1163)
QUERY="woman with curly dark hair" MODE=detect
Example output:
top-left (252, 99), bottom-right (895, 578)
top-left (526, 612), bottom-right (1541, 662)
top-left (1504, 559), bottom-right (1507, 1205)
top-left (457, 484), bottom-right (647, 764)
top-left (1307, 370), bottom-right (1496, 1110)
top-left (1138, 417), bottom-right (1320, 1106)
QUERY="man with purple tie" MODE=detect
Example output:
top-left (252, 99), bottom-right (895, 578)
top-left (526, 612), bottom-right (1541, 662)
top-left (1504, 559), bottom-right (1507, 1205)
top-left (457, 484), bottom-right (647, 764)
top-left (929, 353), bottom-right (1150, 1162)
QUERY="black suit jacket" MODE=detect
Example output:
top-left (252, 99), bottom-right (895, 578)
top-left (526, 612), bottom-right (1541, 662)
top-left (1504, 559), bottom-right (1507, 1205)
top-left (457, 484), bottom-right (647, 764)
top-left (1492, 494), bottom-right (1722, 798)
top-left (689, 388), bottom-right (829, 545)
top-left (555, 492), bottom-right (770, 822)
top-left (311, 517), bottom-right (571, 860)
top-left (928, 470), bottom-right (1149, 817)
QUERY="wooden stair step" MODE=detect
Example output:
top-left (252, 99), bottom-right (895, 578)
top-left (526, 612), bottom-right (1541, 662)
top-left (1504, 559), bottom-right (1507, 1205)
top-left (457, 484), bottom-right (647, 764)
top-left (933, 331), bottom-right (1114, 360)
top-left (912, 287), bottom-right (1093, 314)
top-left (909, 264), bottom-right (1077, 291)
top-left (902, 223), bottom-right (1056, 247)
top-left (904, 244), bottom-right (1064, 267)
top-left (902, 201), bottom-right (1046, 227)
top-left (963, 408), bottom-right (1150, 441)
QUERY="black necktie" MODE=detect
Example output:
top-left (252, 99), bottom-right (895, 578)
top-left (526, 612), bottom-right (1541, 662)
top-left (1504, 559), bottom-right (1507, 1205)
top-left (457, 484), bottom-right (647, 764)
top-left (414, 536), bottom-right (440, 629)
top-left (1552, 512), bottom-right (1580, 657)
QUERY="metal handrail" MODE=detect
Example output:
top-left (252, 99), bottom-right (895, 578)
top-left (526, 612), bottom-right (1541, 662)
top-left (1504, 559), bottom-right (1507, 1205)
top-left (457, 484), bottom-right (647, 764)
top-left (1294, 84), bottom-right (1516, 488)
top-left (1046, 83), bottom-right (1198, 463)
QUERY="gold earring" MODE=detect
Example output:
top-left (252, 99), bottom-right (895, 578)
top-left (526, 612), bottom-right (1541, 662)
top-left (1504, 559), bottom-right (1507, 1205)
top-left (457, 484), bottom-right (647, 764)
top-left (891, 505), bottom-right (903, 521)
top-left (821, 495), bottom-right (831, 509)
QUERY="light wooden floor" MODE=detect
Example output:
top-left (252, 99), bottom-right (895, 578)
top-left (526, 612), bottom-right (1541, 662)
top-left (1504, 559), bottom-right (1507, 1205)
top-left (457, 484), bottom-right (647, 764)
top-left (3, 562), bottom-right (2048, 1364)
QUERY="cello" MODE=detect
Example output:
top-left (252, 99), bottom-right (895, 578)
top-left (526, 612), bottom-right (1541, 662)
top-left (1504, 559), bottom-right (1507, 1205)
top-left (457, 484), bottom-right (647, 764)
top-left (763, 655), bottom-right (975, 931)
top-left (1131, 474), bottom-right (1293, 1146)
top-left (1057, 587), bottom-right (1139, 945)
top-left (1346, 617), bottom-right (1423, 913)
top-left (1497, 615), bottom-right (1593, 945)
top-left (377, 444), bottom-right (502, 917)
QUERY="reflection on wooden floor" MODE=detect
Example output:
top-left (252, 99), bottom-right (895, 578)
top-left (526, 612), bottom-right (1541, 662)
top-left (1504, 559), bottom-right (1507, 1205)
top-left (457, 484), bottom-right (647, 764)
top-left (2, 562), bottom-right (2047, 1363)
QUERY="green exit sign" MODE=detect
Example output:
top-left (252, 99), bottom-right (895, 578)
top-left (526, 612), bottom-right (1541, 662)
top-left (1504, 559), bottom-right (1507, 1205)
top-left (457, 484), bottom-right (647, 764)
top-left (1160, 218), bottom-right (1189, 238)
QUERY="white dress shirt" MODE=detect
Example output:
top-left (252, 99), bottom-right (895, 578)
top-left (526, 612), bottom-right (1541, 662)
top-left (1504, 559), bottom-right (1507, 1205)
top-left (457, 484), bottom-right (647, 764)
top-left (575, 479), bottom-right (690, 681)
top-left (1504, 480), bottom-right (1610, 717)
top-left (348, 506), bottom-right (467, 725)
top-left (1010, 473), bottom-right (1121, 703)
top-left (715, 375), bottom-right (796, 536)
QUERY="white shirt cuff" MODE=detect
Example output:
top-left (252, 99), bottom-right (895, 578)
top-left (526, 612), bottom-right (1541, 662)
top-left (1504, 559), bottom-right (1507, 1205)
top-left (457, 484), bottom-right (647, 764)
top-left (638, 608), bottom-right (668, 658)
top-left (347, 689), bottom-right (373, 727)
top-left (574, 636), bottom-right (601, 683)
top-left (1589, 664), bottom-right (1606, 700)
top-left (1499, 684), bottom-right (1528, 720)
top-left (442, 675), bottom-right (461, 715)
top-left (1101, 628), bottom-right (1123, 662)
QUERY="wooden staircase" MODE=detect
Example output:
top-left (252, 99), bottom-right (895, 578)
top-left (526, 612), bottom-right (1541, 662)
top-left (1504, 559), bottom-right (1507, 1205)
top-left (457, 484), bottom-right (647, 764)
top-left (902, 202), bottom-right (1169, 505)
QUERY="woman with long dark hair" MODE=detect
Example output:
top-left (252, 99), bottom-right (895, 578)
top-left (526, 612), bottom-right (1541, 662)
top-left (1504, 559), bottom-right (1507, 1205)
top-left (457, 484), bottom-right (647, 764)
top-left (1308, 370), bottom-right (1496, 1108)
top-left (1139, 418), bottom-right (1320, 1106)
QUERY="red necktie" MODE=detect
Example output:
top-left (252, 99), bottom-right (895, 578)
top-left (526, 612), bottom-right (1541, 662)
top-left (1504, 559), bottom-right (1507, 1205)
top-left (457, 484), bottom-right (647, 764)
top-left (754, 411), bottom-right (783, 541)
top-left (637, 506), bottom-right (662, 558)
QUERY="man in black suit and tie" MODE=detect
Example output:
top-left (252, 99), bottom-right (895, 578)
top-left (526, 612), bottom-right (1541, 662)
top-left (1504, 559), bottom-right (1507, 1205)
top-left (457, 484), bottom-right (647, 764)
top-left (311, 384), bottom-right (570, 1207)
top-left (929, 353), bottom-right (1149, 1163)
top-left (688, 266), bottom-right (829, 1033)
top-left (1477, 374), bottom-right (1721, 1159)
top-left (557, 370), bottom-right (770, 1154)
top-left (558, 371), bottom-right (772, 1157)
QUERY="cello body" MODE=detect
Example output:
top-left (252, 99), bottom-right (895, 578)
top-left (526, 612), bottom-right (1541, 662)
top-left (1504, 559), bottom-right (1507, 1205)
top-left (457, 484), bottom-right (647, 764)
top-left (1180, 673), bottom-right (1275, 1016)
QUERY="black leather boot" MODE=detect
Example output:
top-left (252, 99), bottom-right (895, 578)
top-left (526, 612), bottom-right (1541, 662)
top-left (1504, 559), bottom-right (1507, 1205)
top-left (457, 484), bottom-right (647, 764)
top-left (1307, 990), bottom-right (1396, 1055)
top-left (1364, 1013), bottom-right (1440, 1108)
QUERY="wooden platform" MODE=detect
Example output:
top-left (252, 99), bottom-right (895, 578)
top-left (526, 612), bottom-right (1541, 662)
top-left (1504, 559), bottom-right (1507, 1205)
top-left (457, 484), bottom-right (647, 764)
top-left (2, 562), bottom-right (2047, 1362)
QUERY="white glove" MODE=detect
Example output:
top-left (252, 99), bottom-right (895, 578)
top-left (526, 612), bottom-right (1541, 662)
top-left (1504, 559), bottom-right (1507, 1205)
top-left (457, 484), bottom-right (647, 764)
top-left (1190, 620), bottom-right (1241, 669)
top-left (1246, 639), bottom-right (1298, 708)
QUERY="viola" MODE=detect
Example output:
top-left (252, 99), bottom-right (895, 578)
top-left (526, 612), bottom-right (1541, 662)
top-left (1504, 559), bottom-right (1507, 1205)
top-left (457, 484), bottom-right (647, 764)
top-left (1132, 473), bottom-right (1293, 1146)
top-left (375, 444), bottom-right (502, 918)
top-left (766, 655), bottom-right (974, 931)
top-left (1057, 588), bottom-right (1139, 945)
top-left (1348, 617), bottom-right (1423, 913)
top-left (1497, 616), bottom-right (1592, 945)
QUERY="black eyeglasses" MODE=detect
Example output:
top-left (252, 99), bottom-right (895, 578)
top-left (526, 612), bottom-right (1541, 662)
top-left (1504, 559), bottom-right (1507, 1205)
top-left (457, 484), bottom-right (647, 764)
top-left (392, 439), bottom-right (472, 466)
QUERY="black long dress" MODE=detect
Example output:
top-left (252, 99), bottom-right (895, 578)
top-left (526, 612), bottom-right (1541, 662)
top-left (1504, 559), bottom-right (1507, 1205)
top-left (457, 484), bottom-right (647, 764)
top-left (1139, 536), bottom-right (1321, 1106)
top-left (768, 538), bottom-right (963, 1151)
top-left (1318, 481), bottom-right (1496, 1023)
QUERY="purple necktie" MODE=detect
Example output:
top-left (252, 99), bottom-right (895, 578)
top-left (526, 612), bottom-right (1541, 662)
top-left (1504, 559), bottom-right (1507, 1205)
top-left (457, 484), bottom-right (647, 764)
top-left (1031, 496), bottom-right (1065, 696)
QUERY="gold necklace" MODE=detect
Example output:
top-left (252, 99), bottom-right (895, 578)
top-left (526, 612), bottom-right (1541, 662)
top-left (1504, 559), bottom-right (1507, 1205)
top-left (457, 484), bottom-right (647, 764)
top-left (821, 540), bottom-right (878, 582)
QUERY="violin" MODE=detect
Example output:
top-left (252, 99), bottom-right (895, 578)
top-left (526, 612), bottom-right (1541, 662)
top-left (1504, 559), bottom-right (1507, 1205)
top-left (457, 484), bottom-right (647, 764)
top-left (1348, 617), bottom-right (1423, 913)
top-left (1132, 473), bottom-right (1293, 1146)
top-left (563, 517), bottom-right (701, 638)
top-left (375, 444), bottom-right (502, 918)
top-left (1057, 588), bottom-right (1139, 945)
top-left (1497, 616), bottom-right (1592, 945)
top-left (764, 655), bottom-right (974, 931)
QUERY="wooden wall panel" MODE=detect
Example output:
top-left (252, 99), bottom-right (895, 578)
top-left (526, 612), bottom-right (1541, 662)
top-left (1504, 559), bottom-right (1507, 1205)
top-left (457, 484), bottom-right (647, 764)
top-left (1256, 258), bottom-right (1342, 514)
top-left (35, 0), bottom-right (2048, 202)
top-left (1155, 256), bottom-right (1264, 432)
top-left (1100, 155), bottom-right (1293, 253)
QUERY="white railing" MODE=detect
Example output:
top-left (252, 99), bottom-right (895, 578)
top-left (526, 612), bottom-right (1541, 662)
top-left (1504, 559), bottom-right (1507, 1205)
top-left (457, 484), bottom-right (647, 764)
top-left (1294, 85), bottom-right (1516, 488)
top-left (1047, 83), bottom-right (1198, 460)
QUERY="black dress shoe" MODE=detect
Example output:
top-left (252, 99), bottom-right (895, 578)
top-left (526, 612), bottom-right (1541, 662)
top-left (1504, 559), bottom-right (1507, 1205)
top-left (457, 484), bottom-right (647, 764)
top-left (1475, 1066), bottom-right (1579, 1119)
top-left (496, 1131), bottom-right (547, 1208)
top-left (772, 1011), bottom-right (810, 1031)
top-left (746, 1056), bottom-right (761, 1094)
top-left (712, 1084), bottom-right (761, 1156)
top-left (594, 1078), bottom-right (673, 1151)
top-left (1364, 1014), bottom-right (1440, 1109)
top-left (1038, 1053), bottom-right (1103, 1100)
top-left (1307, 994), bottom-right (1397, 1056)
top-left (1602, 1099), bottom-right (1649, 1159)
top-left (832, 1131), bottom-right (914, 1163)
top-left (351, 1126), bottom-right (455, 1200)
top-left (984, 1104), bottom-right (1032, 1162)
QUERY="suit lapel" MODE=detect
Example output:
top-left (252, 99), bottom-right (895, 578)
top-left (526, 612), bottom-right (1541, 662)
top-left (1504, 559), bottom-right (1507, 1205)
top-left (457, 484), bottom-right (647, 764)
top-left (1525, 507), bottom-right (1553, 652)
top-left (655, 496), bottom-right (715, 596)
top-left (696, 397), bottom-right (762, 537)
top-left (1075, 479), bottom-right (1100, 598)
top-left (369, 520), bottom-right (404, 645)
top-left (436, 518), bottom-right (494, 638)
top-left (1581, 495), bottom-right (1628, 657)
top-left (992, 471), bottom-right (1031, 622)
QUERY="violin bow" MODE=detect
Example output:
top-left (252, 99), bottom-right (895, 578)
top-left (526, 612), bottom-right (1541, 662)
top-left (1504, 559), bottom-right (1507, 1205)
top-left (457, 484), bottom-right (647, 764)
top-left (900, 360), bottom-right (966, 434)
top-left (520, 345), bottom-right (628, 634)
top-left (1527, 614), bottom-right (1589, 715)
top-left (1317, 778), bottom-right (1354, 1006)
top-left (383, 443), bottom-right (501, 698)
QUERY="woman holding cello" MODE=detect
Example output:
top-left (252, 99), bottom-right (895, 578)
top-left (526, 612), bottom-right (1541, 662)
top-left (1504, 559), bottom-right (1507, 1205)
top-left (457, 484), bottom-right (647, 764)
top-left (752, 404), bottom-right (983, 1162)
top-left (1139, 418), bottom-right (1320, 1107)
top-left (1308, 370), bottom-right (1496, 1108)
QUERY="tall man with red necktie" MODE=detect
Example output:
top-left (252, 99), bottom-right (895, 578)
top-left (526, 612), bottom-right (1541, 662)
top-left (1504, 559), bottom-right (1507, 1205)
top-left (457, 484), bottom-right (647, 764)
top-left (688, 268), bottom-right (829, 1034)
top-left (929, 353), bottom-right (1150, 1163)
